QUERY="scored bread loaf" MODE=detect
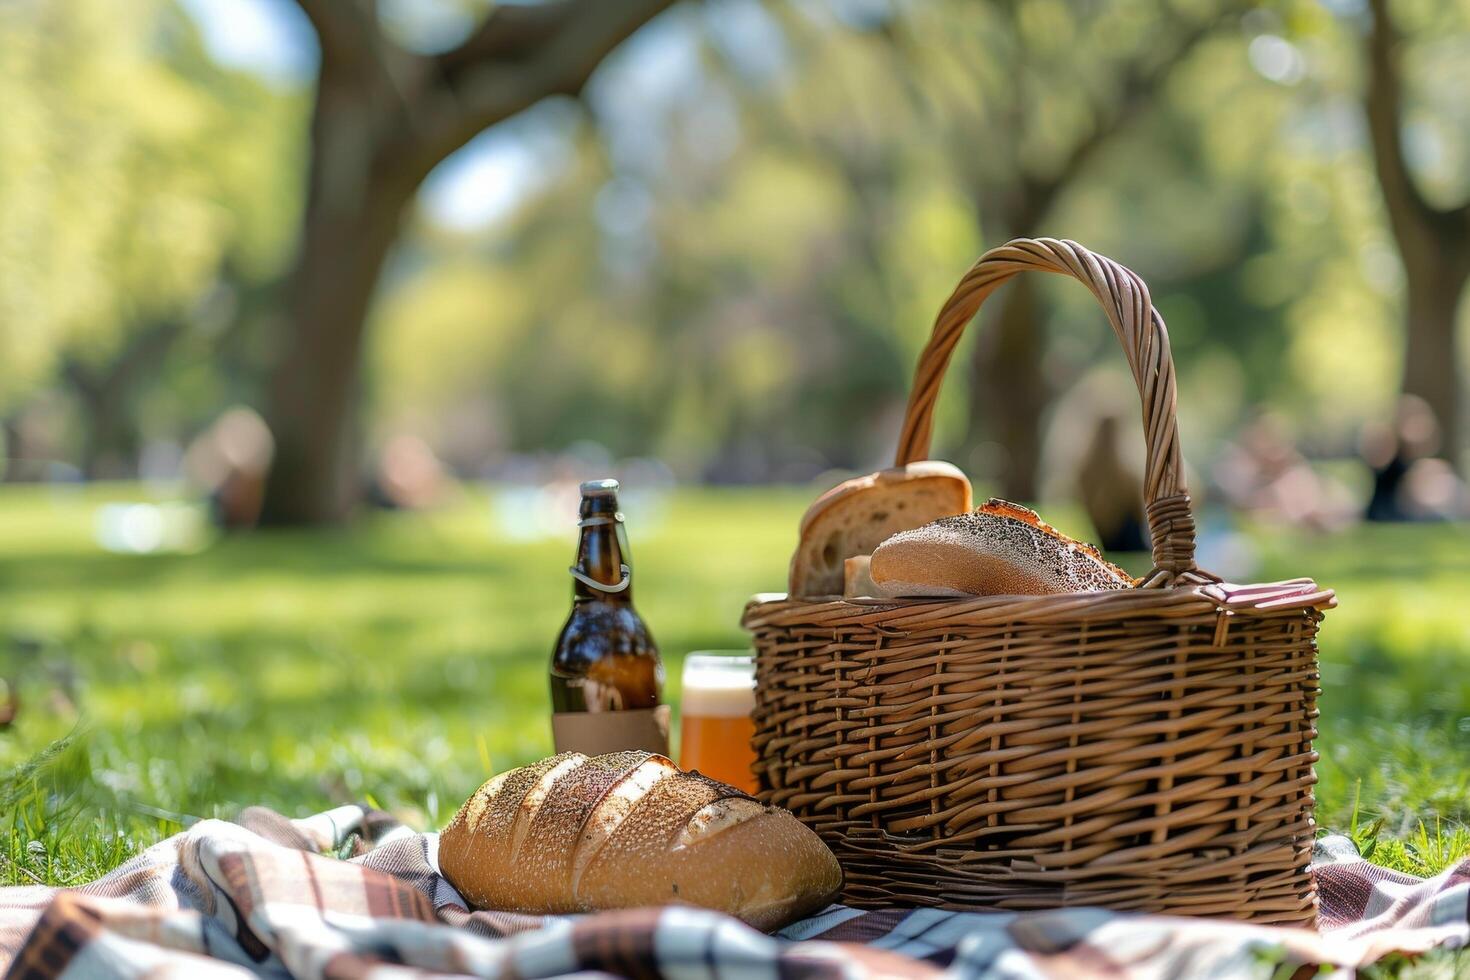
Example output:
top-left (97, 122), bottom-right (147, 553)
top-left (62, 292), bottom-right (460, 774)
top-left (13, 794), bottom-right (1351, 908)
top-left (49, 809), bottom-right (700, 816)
top-left (789, 461), bottom-right (971, 598)
top-left (870, 498), bottom-right (1135, 597)
top-left (438, 751), bottom-right (841, 931)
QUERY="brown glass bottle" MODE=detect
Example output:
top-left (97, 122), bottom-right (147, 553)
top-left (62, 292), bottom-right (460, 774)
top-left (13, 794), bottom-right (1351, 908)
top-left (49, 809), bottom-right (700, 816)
top-left (549, 480), bottom-right (669, 755)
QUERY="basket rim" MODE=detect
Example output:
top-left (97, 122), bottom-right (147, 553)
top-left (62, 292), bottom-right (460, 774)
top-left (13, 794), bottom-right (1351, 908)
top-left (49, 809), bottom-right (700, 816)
top-left (743, 578), bottom-right (1334, 630)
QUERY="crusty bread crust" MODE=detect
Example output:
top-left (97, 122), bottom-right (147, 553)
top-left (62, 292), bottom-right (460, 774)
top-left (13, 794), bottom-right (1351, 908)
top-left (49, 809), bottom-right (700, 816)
top-left (439, 752), bottom-right (842, 931)
top-left (842, 555), bottom-right (879, 598)
top-left (870, 498), bottom-right (1134, 597)
top-left (789, 461), bottom-right (972, 598)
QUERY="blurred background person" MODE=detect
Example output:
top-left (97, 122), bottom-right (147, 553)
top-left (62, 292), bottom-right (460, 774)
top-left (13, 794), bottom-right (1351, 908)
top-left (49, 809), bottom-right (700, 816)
top-left (1212, 413), bottom-right (1357, 533)
top-left (185, 407), bottom-right (274, 530)
top-left (1074, 413), bottom-right (1149, 554)
top-left (1362, 395), bottom-right (1468, 522)
top-left (368, 435), bottom-right (450, 511)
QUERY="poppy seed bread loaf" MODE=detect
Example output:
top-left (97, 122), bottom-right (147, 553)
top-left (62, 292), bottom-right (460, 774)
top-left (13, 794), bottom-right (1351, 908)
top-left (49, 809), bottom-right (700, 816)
top-left (870, 498), bottom-right (1134, 597)
top-left (438, 751), bottom-right (841, 931)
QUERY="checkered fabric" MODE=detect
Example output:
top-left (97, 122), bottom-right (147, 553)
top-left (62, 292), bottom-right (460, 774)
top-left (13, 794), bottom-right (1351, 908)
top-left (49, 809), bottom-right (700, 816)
top-left (1, 805), bottom-right (1465, 978)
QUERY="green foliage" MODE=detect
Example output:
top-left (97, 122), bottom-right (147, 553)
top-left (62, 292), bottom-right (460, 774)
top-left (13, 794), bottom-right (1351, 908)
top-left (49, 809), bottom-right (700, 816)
top-left (1254, 522), bottom-right (1470, 833)
top-left (1, 485), bottom-right (1467, 889)
top-left (359, 0), bottom-right (1470, 481)
top-left (2, 0), bottom-right (1468, 484)
top-left (0, 733), bottom-right (160, 886)
top-left (0, 0), bottom-right (303, 435)
top-left (0, 482), bottom-right (809, 882)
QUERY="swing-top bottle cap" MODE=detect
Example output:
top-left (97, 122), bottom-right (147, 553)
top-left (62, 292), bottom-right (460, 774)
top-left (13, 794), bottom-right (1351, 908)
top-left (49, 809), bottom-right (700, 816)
top-left (580, 478), bottom-right (620, 498)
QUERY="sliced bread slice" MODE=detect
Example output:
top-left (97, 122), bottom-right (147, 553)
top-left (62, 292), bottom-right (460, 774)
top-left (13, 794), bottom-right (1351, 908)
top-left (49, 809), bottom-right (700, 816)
top-left (788, 461), bottom-right (972, 598)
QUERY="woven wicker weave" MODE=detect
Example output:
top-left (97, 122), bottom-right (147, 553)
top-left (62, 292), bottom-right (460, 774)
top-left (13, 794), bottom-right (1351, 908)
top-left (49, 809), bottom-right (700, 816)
top-left (743, 238), bottom-right (1333, 925)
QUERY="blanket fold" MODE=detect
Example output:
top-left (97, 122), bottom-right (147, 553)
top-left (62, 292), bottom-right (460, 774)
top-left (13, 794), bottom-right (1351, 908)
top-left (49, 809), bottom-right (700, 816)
top-left (2, 806), bottom-right (1465, 979)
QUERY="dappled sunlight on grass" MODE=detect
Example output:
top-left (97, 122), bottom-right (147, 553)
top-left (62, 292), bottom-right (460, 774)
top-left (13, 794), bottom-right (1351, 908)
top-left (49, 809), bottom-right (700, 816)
top-left (0, 484), bottom-right (810, 881)
top-left (1254, 523), bottom-right (1470, 834)
top-left (1, 485), bottom-right (1467, 883)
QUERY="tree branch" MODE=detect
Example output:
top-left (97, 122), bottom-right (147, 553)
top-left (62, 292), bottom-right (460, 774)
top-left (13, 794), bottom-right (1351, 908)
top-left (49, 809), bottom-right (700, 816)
top-left (294, 0), bottom-right (384, 78)
top-left (59, 316), bottom-right (188, 432)
top-left (1364, 0), bottom-right (1440, 245)
top-left (437, 2), bottom-right (586, 75)
top-left (999, 1), bottom-right (1028, 183)
top-left (1009, 4), bottom-right (1237, 232)
top-left (417, 0), bottom-right (677, 168)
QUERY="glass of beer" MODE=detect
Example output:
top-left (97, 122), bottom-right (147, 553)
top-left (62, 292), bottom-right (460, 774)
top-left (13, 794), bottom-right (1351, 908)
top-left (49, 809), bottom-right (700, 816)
top-left (678, 653), bottom-right (758, 794)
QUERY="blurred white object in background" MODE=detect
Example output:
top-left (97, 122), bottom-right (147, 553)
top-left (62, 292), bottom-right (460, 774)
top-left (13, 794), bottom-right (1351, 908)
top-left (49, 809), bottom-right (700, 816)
top-left (95, 501), bottom-right (209, 554)
top-left (490, 450), bottom-right (674, 540)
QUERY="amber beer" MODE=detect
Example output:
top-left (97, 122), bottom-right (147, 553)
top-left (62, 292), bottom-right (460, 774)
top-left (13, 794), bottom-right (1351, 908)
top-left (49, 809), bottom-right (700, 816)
top-left (678, 654), bottom-right (758, 794)
top-left (549, 480), bottom-right (669, 755)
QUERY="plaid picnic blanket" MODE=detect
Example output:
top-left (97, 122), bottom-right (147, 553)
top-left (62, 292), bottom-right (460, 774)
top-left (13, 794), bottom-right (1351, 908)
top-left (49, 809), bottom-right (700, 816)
top-left (0, 805), bottom-right (1465, 979)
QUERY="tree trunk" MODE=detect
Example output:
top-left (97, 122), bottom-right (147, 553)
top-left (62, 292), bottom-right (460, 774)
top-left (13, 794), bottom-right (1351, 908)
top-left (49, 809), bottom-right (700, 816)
top-left (1362, 0), bottom-right (1470, 467)
top-left (77, 385), bottom-right (140, 480)
top-left (254, 0), bottom-right (677, 525)
top-left (1400, 253), bottom-right (1470, 461)
top-left (257, 82), bottom-right (418, 526)
top-left (2, 415), bottom-right (28, 482)
top-left (60, 318), bottom-right (186, 480)
top-left (970, 272), bottom-right (1046, 500)
top-left (257, 187), bottom-right (411, 525)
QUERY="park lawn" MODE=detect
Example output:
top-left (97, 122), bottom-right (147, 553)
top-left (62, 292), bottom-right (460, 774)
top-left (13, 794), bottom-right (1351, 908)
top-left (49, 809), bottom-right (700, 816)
top-left (2, 483), bottom-right (1469, 889)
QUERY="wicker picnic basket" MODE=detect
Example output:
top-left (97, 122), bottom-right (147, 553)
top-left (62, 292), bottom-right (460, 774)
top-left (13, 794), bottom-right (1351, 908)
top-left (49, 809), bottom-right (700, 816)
top-left (742, 238), bottom-right (1334, 925)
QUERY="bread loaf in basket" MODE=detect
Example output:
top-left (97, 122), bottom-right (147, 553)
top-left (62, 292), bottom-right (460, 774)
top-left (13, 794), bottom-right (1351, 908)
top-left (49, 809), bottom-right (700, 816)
top-left (743, 238), bottom-right (1333, 925)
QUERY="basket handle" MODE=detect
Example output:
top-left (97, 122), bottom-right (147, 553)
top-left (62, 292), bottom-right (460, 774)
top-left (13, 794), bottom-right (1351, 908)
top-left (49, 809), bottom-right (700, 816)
top-left (895, 238), bottom-right (1207, 588)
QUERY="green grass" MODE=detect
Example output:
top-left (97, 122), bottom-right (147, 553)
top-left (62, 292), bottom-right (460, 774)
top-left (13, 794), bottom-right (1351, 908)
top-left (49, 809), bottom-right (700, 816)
top-left (1, 484), bottom-right (1468, 894)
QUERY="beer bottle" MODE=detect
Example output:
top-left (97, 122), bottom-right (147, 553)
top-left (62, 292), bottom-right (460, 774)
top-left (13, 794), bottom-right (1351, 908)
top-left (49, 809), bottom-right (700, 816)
top-left (549, 479), bottom-right (670, 755)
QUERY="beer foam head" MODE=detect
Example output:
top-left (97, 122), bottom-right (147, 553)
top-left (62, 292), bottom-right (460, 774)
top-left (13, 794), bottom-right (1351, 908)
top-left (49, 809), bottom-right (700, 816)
top-left (680, 654), bottom-right (755, 719)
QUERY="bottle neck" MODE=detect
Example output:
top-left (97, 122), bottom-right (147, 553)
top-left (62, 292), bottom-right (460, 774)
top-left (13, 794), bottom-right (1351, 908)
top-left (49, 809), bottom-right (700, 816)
top-left (571, 512), bottom-right (633, 603)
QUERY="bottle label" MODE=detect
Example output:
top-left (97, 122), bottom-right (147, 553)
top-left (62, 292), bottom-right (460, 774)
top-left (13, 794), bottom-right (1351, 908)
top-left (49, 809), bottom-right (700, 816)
top-left (552, 705), bottom-right (671, 757)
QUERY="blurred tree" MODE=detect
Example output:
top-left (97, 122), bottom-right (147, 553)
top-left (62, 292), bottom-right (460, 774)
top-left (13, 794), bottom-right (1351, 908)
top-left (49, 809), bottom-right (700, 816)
top-left (2, 0), bottom-right (1443, 494)
top-left (57, 253), bottom-right (280, 478)
top-left (0, 0), bottom-right (298, 475)
top-left (887, 0), bottom-right (1248, 499)
top-left (366, 0), bottom-right (1315, 484)
top-left (59, 317), bottom-right (187, 478)
top-left (260, 0), bottom-right (676, 525)
top-left (1364, 0), bottom-right (1470, 464)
